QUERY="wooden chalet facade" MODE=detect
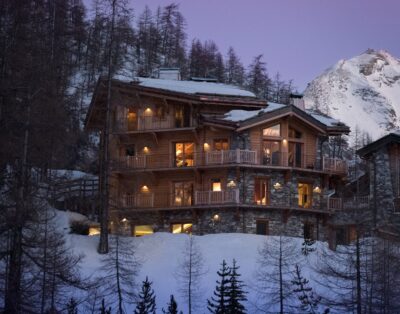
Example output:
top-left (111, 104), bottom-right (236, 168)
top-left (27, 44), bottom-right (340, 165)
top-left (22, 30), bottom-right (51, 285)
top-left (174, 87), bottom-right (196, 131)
top-left (85, 76), bottom-right (350, 240)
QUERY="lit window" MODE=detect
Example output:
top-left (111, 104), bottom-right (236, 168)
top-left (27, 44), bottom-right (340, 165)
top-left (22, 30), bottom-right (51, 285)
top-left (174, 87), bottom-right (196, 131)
top-left (172, 223), bottom-right (193, 234)
top-left (214, 139), bottom-right (229, 151)
top-left (173, 182), bottom-right (193, 206)
top-left (298, 183), bottom-right (312, 208)
top-left (263, 124), bottom-right (281, 137)
top-left (212, 179), bottom-right (222, 191)
top-left (88, 226), bottom-right (100, 236)
top-left (134, 225), bottom-right (154, 237)
top-left (255, 178), bottom-right (270, 205)
top-left (175, 142), bottom-right (194, 167)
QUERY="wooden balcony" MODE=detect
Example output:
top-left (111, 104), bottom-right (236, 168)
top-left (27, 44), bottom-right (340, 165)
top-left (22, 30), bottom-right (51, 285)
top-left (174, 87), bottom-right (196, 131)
top-left (120, 189), bottom-right (240, 209)
top-left (111, 151), bottom-right (347, 175)
top-left (328, 196), bottom-right (370, 211)
top-left (113, 116), bottom-right (193, 133)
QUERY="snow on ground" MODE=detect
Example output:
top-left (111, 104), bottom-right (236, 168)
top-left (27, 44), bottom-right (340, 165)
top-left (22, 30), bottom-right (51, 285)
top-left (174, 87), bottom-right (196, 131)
top-left (55, 210), bottom-right (344, 313)
top-left (113, 76), bottom-right (256, 98)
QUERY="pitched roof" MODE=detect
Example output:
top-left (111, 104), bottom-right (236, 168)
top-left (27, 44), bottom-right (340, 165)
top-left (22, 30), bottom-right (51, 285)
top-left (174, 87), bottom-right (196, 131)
top-left (357, 132), bottom-right (400, 157)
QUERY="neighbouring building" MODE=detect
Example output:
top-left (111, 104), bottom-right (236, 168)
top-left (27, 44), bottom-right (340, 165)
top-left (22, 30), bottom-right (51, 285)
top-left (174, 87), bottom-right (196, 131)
top-left (357, 132), bottom-right (400, 240)
top-left (85, 75), bottom-right (351, 242)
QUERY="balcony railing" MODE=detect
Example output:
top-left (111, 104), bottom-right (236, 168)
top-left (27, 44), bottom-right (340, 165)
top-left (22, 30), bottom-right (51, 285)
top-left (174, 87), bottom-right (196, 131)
top-left (114, 115), bottom-right (192, 132)
top-left (195, 189), bottom-right (240, 205)
top-left (328, 196), bottom-right (370, 211)
top-left (120, 189), bottom-right (239, 209)
top-left (112, 151), bottom-right (347, 174)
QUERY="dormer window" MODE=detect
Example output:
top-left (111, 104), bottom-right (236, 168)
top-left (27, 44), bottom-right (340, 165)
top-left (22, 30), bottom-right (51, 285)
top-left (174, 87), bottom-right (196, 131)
top-left (263, 124), bottom-right (281, 137)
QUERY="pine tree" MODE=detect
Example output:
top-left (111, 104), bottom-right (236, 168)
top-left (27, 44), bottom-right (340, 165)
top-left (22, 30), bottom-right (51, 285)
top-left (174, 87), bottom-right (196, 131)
top-left (67, 298), bottom-right (79, 314)
top-left (292, 264), bottom-right (323, 314)
top-left (225, 47), bottom-right (245, 86)
top-left (162, 295), bottom-right (182, 314)
top-left (135, 277), bottom-right (157, 314)
top-left (99, 298), bottom-right (111, 314)
top-left (227, 259), bottom-right (247, 314)
top-left (246, 54), bottom-right (271, 99)
top-left (207, 260), bottom-right (231, 313)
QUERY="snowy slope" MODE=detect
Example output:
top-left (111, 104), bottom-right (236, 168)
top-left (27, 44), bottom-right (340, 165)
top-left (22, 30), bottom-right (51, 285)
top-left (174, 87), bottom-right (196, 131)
top-left (56, 210), bottom-right (342, 314)
top-left (304, 49), bottom-right (400, 139)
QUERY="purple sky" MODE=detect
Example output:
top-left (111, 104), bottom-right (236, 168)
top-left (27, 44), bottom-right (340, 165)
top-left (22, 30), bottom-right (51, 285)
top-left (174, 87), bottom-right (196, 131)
top-left (125, 0), bottom-right (400, 91)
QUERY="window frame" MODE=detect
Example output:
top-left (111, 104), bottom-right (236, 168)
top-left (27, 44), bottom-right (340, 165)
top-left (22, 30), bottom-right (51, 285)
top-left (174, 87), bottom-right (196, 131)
top-left (254, 177), bottom-right (270, 205)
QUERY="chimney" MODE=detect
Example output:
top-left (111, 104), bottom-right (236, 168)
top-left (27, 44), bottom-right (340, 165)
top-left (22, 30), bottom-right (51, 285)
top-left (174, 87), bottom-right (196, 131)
top-left (290, 93), bottom-right (305, 110)
top-left (157, 68), bottom-right (181, 80)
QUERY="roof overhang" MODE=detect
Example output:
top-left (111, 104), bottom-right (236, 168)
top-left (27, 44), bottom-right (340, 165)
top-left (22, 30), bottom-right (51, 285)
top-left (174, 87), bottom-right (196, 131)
top-left (357, 133), bottom-right (400, 158)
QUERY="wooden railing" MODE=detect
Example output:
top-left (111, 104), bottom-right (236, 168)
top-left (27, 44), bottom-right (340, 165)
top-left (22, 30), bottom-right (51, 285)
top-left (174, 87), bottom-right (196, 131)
top-left (195, 189), bottom-right (240, 205)
top-left (323, 157), bottom-right (348, 174)
top-left (114, 115), bottom-right (193, 132)
top-left (51, 178), bottom-right (99, 201)
top-left (328, 196), bottom-right (370, 211)
top-left (205, 149), bottom-right (257, 165)
top-left (123, 193), bottom-right (154, 208)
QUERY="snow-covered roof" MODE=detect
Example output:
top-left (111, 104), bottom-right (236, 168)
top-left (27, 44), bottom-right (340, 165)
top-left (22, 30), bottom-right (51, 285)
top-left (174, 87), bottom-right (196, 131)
top-left (114, 75), bottom-right (256, 98)
top-left (222, 103), bottom-right (286, 122)
top-left (222, 102), bottom-right (345, 128)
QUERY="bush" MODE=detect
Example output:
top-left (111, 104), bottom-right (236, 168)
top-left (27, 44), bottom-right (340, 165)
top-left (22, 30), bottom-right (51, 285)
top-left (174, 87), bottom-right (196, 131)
top-left (70, 219), bottom-right (89, 235)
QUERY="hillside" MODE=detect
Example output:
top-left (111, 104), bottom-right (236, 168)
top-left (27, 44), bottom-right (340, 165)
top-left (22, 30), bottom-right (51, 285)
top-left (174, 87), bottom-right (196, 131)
top-left (58, 210), bottom-right (334, 314)
top-left (304, 49), bottom-right (400, 140)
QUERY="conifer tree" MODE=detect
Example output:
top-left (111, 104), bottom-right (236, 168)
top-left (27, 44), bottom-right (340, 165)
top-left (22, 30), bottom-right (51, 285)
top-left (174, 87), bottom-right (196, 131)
top-left (66, 298), bottom-right (79, 314)
top-left (292, 264), bottom-right (324, 314)
top-left (227, 259), bottom-right (247, 314)
top-left (135, 277), bottom-right (157, 314)
top-left (207, 260), bottom-right (231, 313)
top-left (162, 295), bottom-right (182, 314)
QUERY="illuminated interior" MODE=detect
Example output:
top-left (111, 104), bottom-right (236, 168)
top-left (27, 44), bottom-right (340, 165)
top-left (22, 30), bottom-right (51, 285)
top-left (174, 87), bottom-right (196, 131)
top-left (134, 225), bottom-right (154, 237)
top-left (263, 140), bottom-right (281, 165)
top-left (212, 179), bottom-right (222, 191)
top-left (175, 142), bottom-right (194, 167)
top-left (173, 182), bottom-right (193, 206)
top-left (255, 178), bottom-right (269, 205)
top-left (88, 227), bottom-right (100, 236)
top-left (172, 223), bottom-right (193, 234)
top-left (126, 108), bottom-right (138, 131)
top-left (214, 139), bottom-right (229, 151)
top-left (298, 183), bottom-right (312, 208)
top-left (263, 124), bottom-right (281, 137)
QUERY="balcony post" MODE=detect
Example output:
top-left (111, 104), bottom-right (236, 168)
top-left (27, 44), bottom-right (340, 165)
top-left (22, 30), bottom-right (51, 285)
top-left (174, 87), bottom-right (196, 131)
top-left (236, 148), bottom-right (240, 163)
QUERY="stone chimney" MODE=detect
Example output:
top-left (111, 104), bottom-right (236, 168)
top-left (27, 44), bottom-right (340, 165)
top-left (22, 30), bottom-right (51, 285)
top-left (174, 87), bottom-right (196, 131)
top-left (157, 68), bottom-right (181, 80)
top-left (290, 93), bottom-right (305, 110)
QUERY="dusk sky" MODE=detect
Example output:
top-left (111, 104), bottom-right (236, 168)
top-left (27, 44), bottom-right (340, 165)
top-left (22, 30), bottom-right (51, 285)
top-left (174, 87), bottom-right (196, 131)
top-left (127, 0), bottom-right (400, 91)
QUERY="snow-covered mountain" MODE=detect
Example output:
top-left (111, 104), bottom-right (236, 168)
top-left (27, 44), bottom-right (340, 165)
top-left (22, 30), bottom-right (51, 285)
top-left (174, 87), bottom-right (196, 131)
top-left (304, 49), bottom-right (400, 140)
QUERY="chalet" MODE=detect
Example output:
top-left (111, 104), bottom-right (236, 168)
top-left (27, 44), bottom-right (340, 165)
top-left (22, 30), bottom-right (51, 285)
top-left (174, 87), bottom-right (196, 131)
top-left (85, 74), bottom-right (350, 241)
top-left (357, 132), bottom-right (400, 240)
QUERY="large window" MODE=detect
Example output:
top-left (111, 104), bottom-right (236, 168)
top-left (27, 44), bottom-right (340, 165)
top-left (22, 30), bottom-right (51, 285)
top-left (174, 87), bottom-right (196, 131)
top-left (298, 182), bottom-right (312, 208)
top-left (125, 145), bottom-right (135, 156)
top-left (173, 182), bottom-right (193, 206)
top-left (254, 178), bottom-right (270, 205)
top-left (175, 105), bottom-right (190, 128)
top-left (211, 179), bottom-right (222, 191)
top-left (175, 142), bottom-right (194, 167)
top-left (155, 104), bottom-right (167, 120)
top-left (172, 223), bottom-right (193, 234)
top-left (263, 124), bottom-right (281, 137)
top-left (134, 225), bottom-right (154, 237)
top-left (289, 142), bottom-right (303, 168)
top-left (214, 139), bottom-right (229, 151)
top-left (263, 141), bottom-right (281, 165)
top-left (289, 127), bottom-right (302, 139)
top-left (256, 220), bottom-right (269, 235)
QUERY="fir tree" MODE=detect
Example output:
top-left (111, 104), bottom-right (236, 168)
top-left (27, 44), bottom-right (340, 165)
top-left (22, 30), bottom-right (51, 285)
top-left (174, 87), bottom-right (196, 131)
top-left (99, 298), bottom-right (111, 314)
top-left (292, 264), bottom-right (325, 314)
top-left (162, 295), bottom-right (182, 314)
top-left (66, 298), bottom-right (78, 314)
top-left (207, 260), bottom-right (231, 313)
top-left (135, 277), bottom-right (156, 314)
top-left (227, 259), bottom-right (247, 314)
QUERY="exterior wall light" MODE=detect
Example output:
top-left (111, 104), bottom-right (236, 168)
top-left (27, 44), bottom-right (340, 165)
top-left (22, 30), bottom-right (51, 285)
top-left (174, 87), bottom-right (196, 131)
top-left (313, 186), bottom-right (321, 193)
top-left (212, 214), bottom-right (220, 223)
top-left (121, 218), bottom-right (128, 222)
top-left (144, 107), bottom-right (152, 115)
top-left (227, 180), bottom-right (236, 188)
top-left (141, 185), bottom-right (149, 193)
top-left (282, 139), bottom-right (288, 145)
top-left (143, 146), bottom-right (150, 154)
top-left (273, 182), bottom-right (282, 190)
top-left (203, 143), bottom-right (210, 152)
